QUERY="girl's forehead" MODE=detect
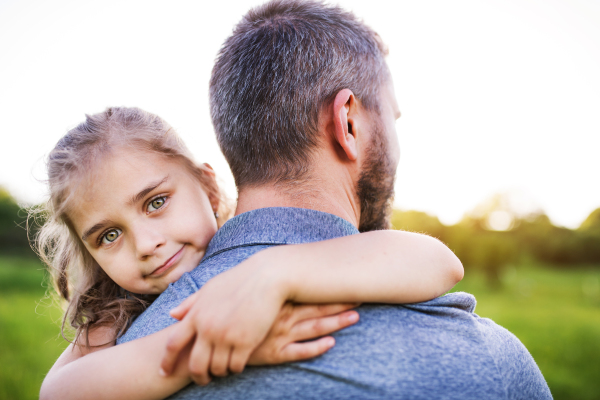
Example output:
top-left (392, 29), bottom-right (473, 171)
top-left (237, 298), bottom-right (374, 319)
top-left (92, 152), bottom-right (178, 189)
top-left (68, 151), bottom-right (191, 221)
top-left (87, 149), bottom-right (187, 180)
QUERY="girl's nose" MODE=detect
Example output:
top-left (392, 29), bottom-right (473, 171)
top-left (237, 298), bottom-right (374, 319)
top-left (132, 225), bottom-right (167, 260)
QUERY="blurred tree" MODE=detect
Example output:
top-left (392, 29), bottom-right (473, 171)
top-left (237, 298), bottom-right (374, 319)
top-left (579, 208), bottom-right (600, 232)
top-left (478, 232), bottom-right (518, 287)
top-left (0, 187), bottom-right (33, 255)
top-left (391, 210), bottom-right (445, 240)
top-left (446, 220), bottom-right (518, 288)
top-left (577, 208), bottom-right (600, 263)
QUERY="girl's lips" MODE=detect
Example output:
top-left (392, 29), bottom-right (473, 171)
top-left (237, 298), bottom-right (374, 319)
top-left (150, 246), bottom-right (185, 277)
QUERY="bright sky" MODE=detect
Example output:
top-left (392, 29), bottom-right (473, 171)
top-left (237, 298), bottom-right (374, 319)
top-left (1, 0), bottom-right (599, 228)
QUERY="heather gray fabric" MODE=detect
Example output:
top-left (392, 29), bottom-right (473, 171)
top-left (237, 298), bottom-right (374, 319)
top-left (118, 207), bottom-right (552, 399)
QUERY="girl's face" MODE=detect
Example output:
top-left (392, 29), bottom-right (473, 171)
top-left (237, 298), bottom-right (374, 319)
top-left (69, 150), bottom-right (219, 295)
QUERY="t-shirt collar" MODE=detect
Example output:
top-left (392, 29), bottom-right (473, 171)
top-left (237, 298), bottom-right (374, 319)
top-left (203, 207), bottom-right (359, 262)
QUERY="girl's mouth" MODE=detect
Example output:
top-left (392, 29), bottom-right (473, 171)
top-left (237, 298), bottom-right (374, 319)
top-left (150, 246), bottom-right (185, 277)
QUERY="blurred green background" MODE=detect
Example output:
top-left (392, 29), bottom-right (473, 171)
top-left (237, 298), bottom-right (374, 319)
top-left (1, 187), bottom-right (599, 399)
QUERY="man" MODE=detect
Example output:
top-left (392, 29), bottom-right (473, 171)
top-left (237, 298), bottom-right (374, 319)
top-left (119, 1), bottom-right (552, 398)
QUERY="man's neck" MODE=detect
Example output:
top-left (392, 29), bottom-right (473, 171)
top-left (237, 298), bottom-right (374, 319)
top-left (235, 180), bottom-right (360, 228)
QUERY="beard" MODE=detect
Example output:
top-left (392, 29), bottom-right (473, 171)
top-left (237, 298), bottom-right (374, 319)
top-left (356, 125), bottom-right (396, 232)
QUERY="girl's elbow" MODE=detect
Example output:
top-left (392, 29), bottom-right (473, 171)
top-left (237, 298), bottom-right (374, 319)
top-left (40, 373), bottom-right (66, 400)
top-left (39, 379), bottom-right (54, 400)
top-left (429, 237), bottom-right (463, 284)
top-left (434, 242), bottom-right (463, 286)
top-left (449, 254), bottom-right (464, 284)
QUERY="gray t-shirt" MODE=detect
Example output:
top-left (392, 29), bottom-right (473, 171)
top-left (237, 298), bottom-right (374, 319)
top-left (119, 207), bottom-right (552, 399)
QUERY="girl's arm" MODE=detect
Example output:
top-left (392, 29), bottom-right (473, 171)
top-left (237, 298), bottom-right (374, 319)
top-left (271, 230), bottom-right (463, 304)
top-left (162, 230), bottom-right (463, 382)
top-left (40, 304), bottom-right (359, 400)
top-left (40, 325), bottom-right (191, 400)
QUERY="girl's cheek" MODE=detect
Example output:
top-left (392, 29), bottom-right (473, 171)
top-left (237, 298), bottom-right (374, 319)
top-left (95, 241), bottom-right (126, 271)
top-left (201, 229), bottom-right (217, 250)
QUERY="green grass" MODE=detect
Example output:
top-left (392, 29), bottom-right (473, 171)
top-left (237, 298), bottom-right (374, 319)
top-left (0, 257), bottom-right (67, 400)
top-left (1, 256), bottom-right (599, 400)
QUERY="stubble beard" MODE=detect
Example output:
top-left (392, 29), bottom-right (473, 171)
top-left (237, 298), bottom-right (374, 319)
top-left (356, 125), bottom-right (396, 232)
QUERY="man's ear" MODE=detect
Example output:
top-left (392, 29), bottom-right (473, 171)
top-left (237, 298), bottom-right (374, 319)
top-left (333, 89), bottom-right (358, 161)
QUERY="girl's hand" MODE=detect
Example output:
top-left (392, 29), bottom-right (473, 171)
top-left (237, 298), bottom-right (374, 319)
top-left (248, 302), bottom-right (359, 365)
top-left (159, 259), bottom-right (359, 386)
top-left (164, 298), bottom-right (358, 386)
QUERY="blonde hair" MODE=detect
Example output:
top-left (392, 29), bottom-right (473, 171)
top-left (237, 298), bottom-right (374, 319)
top-left (33, 107), bottom-right (230, 346)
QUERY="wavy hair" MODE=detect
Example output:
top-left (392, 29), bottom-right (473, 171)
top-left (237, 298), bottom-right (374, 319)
top-left (32, 107), bottom-right (230, 347)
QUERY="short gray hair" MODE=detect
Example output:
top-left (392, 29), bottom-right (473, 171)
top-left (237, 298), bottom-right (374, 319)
top-left (210, 0), bottom-right (389, 188)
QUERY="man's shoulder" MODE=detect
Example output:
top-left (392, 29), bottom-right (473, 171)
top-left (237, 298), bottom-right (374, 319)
top-left (408, 292), bottom-right (544, 369)
top-left (424, 292), bottom-right (552, 399)
top-left (474, 315), bottom-right (553, 399)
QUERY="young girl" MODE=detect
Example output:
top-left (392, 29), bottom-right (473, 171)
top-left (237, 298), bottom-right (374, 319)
top-left (37, 107), bottom-right (463, 399)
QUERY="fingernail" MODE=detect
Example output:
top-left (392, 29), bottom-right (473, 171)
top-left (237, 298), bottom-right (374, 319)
top-left (348, 311), bottom-right (359, 323)
top-left (326, 337), bottom-right (335, 347)
top-left (159, 368), bottom-right (167, 377)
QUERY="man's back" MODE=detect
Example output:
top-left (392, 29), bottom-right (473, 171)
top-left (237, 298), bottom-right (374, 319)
top-left (119, 208), bottom-right (551, 399)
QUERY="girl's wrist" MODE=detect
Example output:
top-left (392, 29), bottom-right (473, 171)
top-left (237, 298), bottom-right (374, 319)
top-left (255, 245), bottom-right (300, 303)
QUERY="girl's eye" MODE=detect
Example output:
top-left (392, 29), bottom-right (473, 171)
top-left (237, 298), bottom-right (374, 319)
top-left (101, 229), bottom-right (122, 245)
top-left (147, 196), bottom-right (167, 212)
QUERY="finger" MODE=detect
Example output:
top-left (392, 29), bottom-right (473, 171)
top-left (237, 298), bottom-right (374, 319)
top-left (286, 303), bottom-right (360, 324)
top-left (290, 310), bottom-right (359, 342)
top-left (210, 345), bottom-right (232, 377)
top-left (189, 337), bottom-right (213, 386)
top-left (279, 336), bottom-right (336, 363)
top-left (229, 347), bottom-right (253, 374)
top-left (161, 321), bottom-right (196, 376)
top-left (169, 295), bottom-right (197, 320)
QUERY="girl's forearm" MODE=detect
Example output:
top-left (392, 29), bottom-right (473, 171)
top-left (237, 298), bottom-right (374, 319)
top-left (258, 230), bottom-right (463, 304)
top-left (40, 325), bottom-right (191, 400)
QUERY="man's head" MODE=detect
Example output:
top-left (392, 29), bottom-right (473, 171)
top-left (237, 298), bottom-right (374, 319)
top-left (210, 0), bottom-right (400, 230)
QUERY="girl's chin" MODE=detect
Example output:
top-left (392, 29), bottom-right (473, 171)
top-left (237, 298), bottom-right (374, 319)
top-left (144, 259), bottom-right (201, 294)
top-left (165, 263), bottom-right (196, 285)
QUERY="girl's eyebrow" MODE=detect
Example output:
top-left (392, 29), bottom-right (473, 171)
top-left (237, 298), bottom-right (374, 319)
top-left (127, 176), bottom-right (169, 206)
top-left (82, 220), bottom-right (111, 242)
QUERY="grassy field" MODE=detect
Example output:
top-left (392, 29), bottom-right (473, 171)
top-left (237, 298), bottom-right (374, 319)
top-left (1, 256), bottom-right (599, 400)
